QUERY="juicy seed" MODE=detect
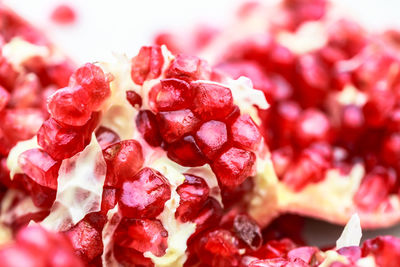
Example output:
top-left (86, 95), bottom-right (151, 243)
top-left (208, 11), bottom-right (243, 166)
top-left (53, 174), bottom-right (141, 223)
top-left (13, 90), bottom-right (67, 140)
top-left (231, 114), bottom-right (262, 151)
top-left (212, 147), bottom-right (256, 188)
top-left (195, 229), bottom-right (241, 267)
top-left (175, 174), bottom-right (210, 222)
top-left (18, 149), bottom-right (60, 190)
top-left (136, 110), bottom-right (162, 147)
top-left (155, 78), bottom-right (192, 111)
top-left (118, 167), bottom-right (171, 219)
top-left (156, 109), bottom-right (200, 143)
top-left (69, 63), bottom-right (111, 110)
top-left (103, 139), bottom-right (144, 188)
top-left (126, 90), bottom-right (143, 108)
top-left (37, 118), bottom-right (87, 160)
top-left (191, 82), bottom-right (234, 121)
top-left (165, 54), bottom-right (211, 81)
top-left (114, 218), bottom-right (168, 257)
top-left (131, 46), bottom-right (164, 85)
top-left (47, 86), bottom-right (92, 126)
top-left (195, 120), bottom-right (228, 159)
top-left (362, 236), bottom-right (400, 267)
top-left (167, 135), bottom-right (207, 167)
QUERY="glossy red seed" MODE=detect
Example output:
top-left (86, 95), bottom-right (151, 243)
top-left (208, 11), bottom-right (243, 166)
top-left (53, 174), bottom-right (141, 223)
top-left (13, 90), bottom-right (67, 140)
top-left (271, 146), bottom-right (293, 177)
top-left (196, 229), bottom-right (240, 267)
top-left (191, 82), bottom-right (234, 121)
top-left (381, 134), bottom-right (400, 167)
top-left (157, 109), bottom-right (200, 143)
top-left (155, 78), bottom-right (192, 111)
top-left (18, 149), bottom-right (60, 190)
top-left (167, 135), bottom-right (206, 167)
top-left (118, 167), bottom-right (171, 219)
top-left (114, 218), bottom-right (168, 257)
top-left (69, 63), bottom-right (111, 110)
top-left (0, 85), bottom-right (10, 110)
top-left (249, 258), bottom-right (308, 267)
top-left (136, 110), bottom-right (162, 147)
top-left (195, 120), bottom-right (228, 160)
top-left (131, 46), bottom-right (164, 85)
top-left (166, 54), bottom-right (211, 81)
top-left (250, 238), bottom-right (297, 259)
top-left (126, 90), bottom-right (142, 108)
top-left (103, 139), bottom-right (144, 188)
top-left (51, 4), bottom-right (76, 24)
top-left (192, 197), bottom-right (223, 238)
top-left (176, 174), bottom-right (210, 222)
top-left (363, 87), bottom-right (395, 127)
top-left (212, 147), bottom-right (255, 188)
top-left (47, 86), bottom-right (92, 126)
top-left (294, 109), bottom-right (331, 148)
top-left (231, 114), bottom-right (262, 151)
top-left (9, 73), bottom-right (41, 109)
top-left (274, 101), bottom-right (301, 147)
top-left (0, 56), bottom-right (18, 90)
top-left (95, 126), bottom-right (120, 149)
top-left (65, 217), bottom-right (103, 262)
top-left (354, 167), bottom-right (396, 211)
top-left (37, 118), bottom-right (86, 160)
top-left (233, 214), bottom-right (263, 250)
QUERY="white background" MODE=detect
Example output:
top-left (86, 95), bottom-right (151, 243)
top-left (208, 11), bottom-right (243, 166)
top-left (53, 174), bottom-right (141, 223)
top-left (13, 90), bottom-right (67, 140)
top-left (4, 0), bottom-right (400, 246)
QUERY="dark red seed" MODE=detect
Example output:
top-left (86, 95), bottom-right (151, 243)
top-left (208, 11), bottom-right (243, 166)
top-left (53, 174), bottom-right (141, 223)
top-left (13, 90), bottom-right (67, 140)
top-left (166, 54), bottom-right (211, 81)
top-left (157, 109), bottom-right (200, 143)
top-left (126, 90), bottom-right (142, 108)
top-left (136, 110), bottom-right (162, 147)
top-left (167, 135), bottom-right (207, 167)
top-left (155, 78), bottom-right (192, 111)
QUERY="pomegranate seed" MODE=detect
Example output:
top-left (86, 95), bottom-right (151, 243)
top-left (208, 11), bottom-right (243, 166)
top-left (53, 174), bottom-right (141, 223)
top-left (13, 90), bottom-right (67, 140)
top-left (250, 238), bottom-right (297, 259)
top-left (9, 73), bottom-right (41, 109)
top-left (294, 109), bottom-right (331, 148)
top-left (271, 146), bottom-right (293, 177)
top-left (131, 46), bottom-right (164, 85)
top-left (157, 109), bottom-right (200, 143)
top-left (0, 56), bottom-right (18, 90)
top-left (381, 133), bottom-right (400, 167)
top-left (51, 4), bottom-right (76, 24)
top-left (118, 167), bottom-right (171, 219)
top-left (155, 78), bottom-right (192, 111)
top-left (191, 82), bottom-right (234, 121)
top-left (274, 101), bottom-right (301, 147)
top-left (0, 85), bottom-right (10, 110)
top-left (95, 126), bottom-right (120, 149)
top-left (195, 229), bottom-right (241, 267)
top-left (103, 139), bottom-right (144, 188)
top-left (47, 86), bottom-right (92, 127)
top-left (114, 218), bottom-right (168, 257)
top-left (212, 147), bottom-right (256, 188)
top-left (221, 178), bottom-right (254, 209)
top-left (249, 258), bottom-right (308, 267)
top-left (167, 135), bottom-right (207, 167)
top-left (362, 236), bottom-right (400, 267)
top-left (65, 215), bottom-right (104, 262)
top-left (231, 114), bottom-right (262, 151)
top-left (176, 174), bottom-right (210, 222)
top-left (69, 63), bottom-right (111, 110)
top-left (166, 54), bottom-right (211, 81)
top-left (195, 120), bottom-right (228, 159)
top-left (18, 149), bottom-right (60, 190)
top-left (354, 167), bottom-right (396, 211)
top-left (37, 118), bottom-right (87, 160)
top-left (126, 90), bottom-right (142, 108)
top-left (136, 110), bottom-right (162, 147)
top-left (233, 214), bottom-right (263, 250)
